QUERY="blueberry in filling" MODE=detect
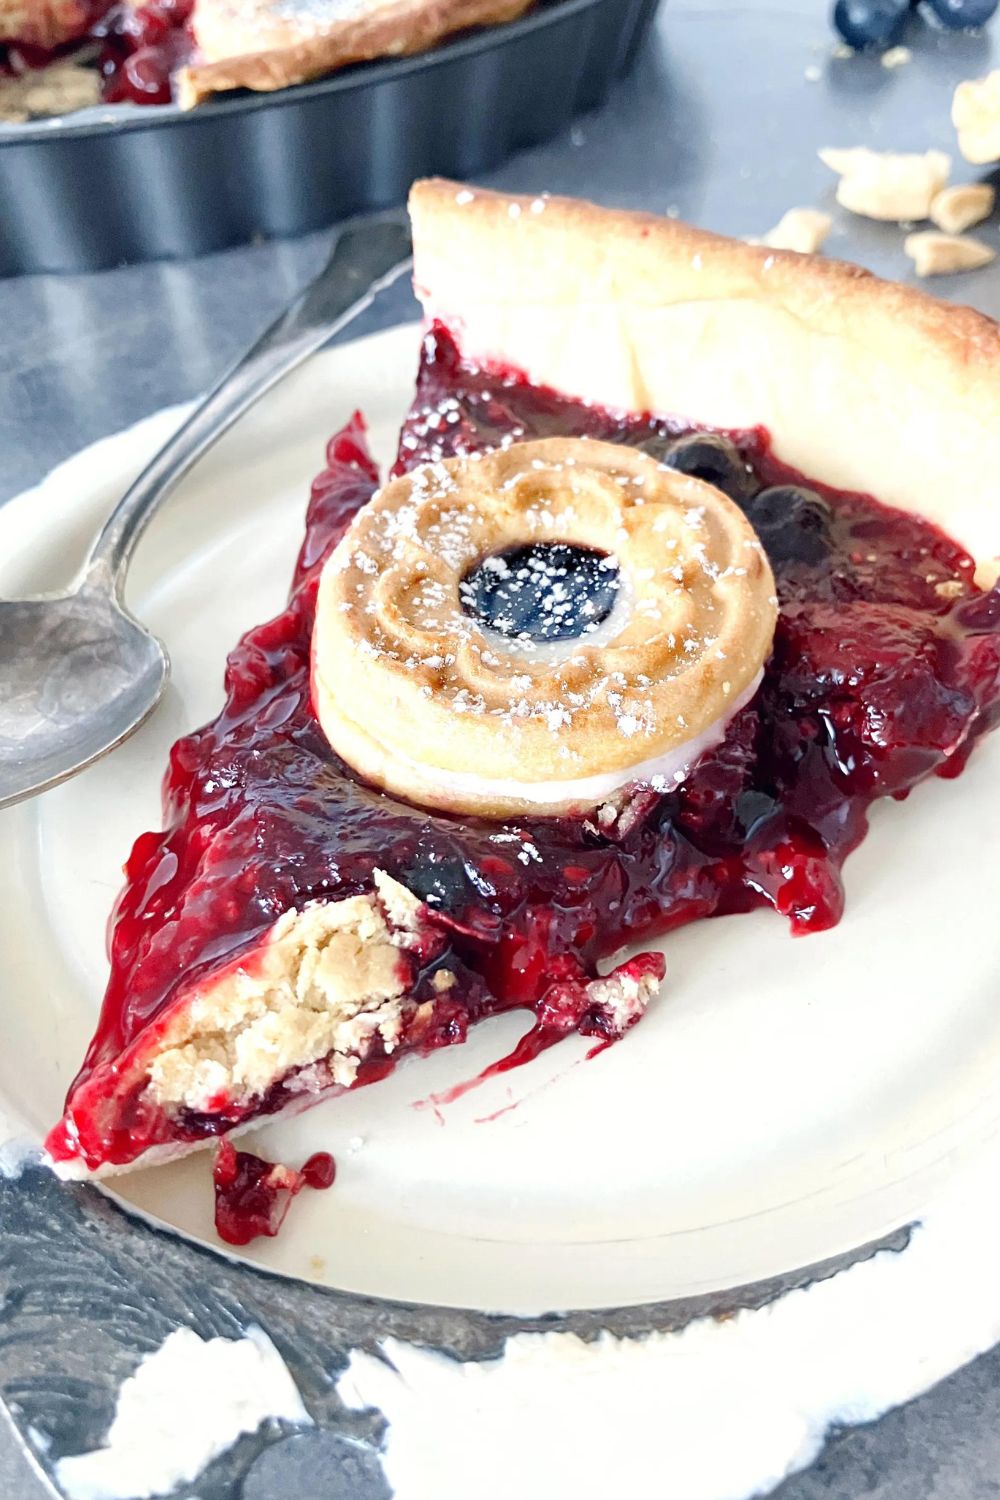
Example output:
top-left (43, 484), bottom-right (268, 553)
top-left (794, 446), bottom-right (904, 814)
top-left (404, 852), bottom-right (477, 911)
top-left (460, 542), bottom-right (621, 643)
top-left (664, 433), bottom-right (755, 506)
top-left (749, 485), bottom-right (833, 566)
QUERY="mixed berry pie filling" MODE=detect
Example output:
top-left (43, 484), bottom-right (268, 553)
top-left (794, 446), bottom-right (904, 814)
top-left (94, 0), bottom-right (194, 106)
top-left (45, 322), bottom-right (1000, 1195)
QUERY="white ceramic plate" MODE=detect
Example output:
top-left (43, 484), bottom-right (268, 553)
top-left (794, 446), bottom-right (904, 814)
top-left (2, 323), bottom-right (1000, 1315)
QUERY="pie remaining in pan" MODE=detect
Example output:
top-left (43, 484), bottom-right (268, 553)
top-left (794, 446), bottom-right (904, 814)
top-left (45, 183), bottom-right (1000, 1238)
top-left (0, 0), bottom-right (535, 112)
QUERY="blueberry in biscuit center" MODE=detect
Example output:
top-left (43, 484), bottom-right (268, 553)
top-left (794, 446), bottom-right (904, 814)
top-left (460, 542), bottom-right (621, 643)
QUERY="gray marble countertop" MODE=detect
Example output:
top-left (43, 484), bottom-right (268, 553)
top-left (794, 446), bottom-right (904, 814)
top-left (3, 0), bottom-right (1000, 1494)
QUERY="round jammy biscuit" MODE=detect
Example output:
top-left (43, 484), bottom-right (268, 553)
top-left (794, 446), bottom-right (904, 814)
top-left (312, 436), bottom-right (777, 818)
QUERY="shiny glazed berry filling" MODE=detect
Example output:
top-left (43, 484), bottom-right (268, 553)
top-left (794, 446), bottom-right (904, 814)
top-left (47, 324), bottom-right (1000, 1174)
top-left (213, 1141), bottom-right (336, 1245)
top-left (93, 0), bottom-right (192, 105)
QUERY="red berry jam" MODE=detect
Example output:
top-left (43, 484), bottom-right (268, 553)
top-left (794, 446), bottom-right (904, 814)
top-left (212, 1140), bottom-right (335, 1245)
top-left (301, 1151), bottom-right (337, 1190)
top-left (46, 326), bottom-right (1000, 1174)
top-left (92, 0), bottom-right (192, 104)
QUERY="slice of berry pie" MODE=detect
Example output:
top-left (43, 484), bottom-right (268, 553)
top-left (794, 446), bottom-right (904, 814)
top-left (46, 180), bottom-right (1000, 1184)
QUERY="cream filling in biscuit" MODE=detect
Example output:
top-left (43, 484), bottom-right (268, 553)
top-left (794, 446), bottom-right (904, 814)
top-left (146, 872), bottom-right (423, 1116)
top-left (375, 668), bottom-right (763, 811)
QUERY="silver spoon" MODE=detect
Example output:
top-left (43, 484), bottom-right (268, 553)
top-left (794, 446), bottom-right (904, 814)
top-left (0, 215), bottom-right (412, 811)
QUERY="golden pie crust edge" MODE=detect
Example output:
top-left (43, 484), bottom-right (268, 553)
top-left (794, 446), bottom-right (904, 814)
top-left (409, 177), bottom-right (1000, 582)
top-left (177, 0), bottom-right (533, 106)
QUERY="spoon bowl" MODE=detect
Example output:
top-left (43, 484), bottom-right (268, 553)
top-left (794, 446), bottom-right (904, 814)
top-left (0, 215), bottom-right (412, 812)
top-left (0, 577), bottom-right (169, 806)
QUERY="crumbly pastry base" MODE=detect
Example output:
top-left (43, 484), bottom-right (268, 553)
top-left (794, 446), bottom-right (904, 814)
top-left (0, 54), bottom-right (100, 122)
top-left (409, 179), bottom-right (1000, 581)
top-left (177, 0), bottom-right (533, 106)
top-left (312, 436), bottom-right (775, 818)
top-left (148, 871), bottom-right (422, 1113)
top-left (51, 871), bottom-right (432, 1179)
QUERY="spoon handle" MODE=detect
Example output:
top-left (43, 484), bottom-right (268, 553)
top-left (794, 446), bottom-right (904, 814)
top-left (84, 213), bottom-right (413, 592)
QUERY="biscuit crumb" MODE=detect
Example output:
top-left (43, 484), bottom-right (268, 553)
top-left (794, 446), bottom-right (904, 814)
top-left (760, 207), bottom-right (832, 254)
top-left (585, 966), bottom-right (661, 1032)
top-left (904, 230), bottom-right (996, 276)
top-left (0, 57), bottom-right (100, 123)
top-left (819, 147), bottom-right (951, 221)
top-left (953, 71), bottom-right (1000, 165)
top-left (929, 182), bottom-right (995, 234)
top-left (881, 45), bottom-right (911, 69)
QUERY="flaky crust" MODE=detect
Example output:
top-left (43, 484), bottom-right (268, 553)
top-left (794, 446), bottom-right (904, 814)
top-left (313, 437), bottom-right (775, 818)
top-left (410, 179), bottom-right (1000, 584)
top-left (177, 0), bottom-right (532, 106)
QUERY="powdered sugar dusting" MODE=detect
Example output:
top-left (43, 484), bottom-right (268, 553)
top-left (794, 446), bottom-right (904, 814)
top-left (269, 0), bottom-right (390, 31)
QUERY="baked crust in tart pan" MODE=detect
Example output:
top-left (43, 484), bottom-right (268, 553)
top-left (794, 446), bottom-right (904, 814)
top-left (178, 0), bottom-right (533, 106)
top-left (0, 0), bottom-right (657, 275)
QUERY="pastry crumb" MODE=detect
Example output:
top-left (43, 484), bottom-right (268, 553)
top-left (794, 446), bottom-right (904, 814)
top-left (148, 873), bottom-right (428, 1113)
top-left (760, 207), bottom-right (832, 254)
top-left (930, 182), bottom-right (995, 234)
top-left (881, 45), bottom-right (911, 69)
top-left (904, 230), bottom-right (996, 276)
top-left (0, 57), bottom-right (100, 123)
top-left (585, 967), bottom-right (660, 1032)
top-left (953, 71), bottom-right (1000, 165)
top-left (819, 147), bottom-right (951, 222)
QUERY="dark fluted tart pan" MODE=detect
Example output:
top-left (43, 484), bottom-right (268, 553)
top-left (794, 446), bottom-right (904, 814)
top-left (0, 0), bottom-right (659, 276)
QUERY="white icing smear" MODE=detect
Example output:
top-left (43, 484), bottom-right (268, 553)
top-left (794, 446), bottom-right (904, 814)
top-left (56, 1326), bottom-right (310, 1500)
top-left (400, 668), bottom-right (763, 807)
top-left (338, 1146), bottom-right (1000, 1500)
